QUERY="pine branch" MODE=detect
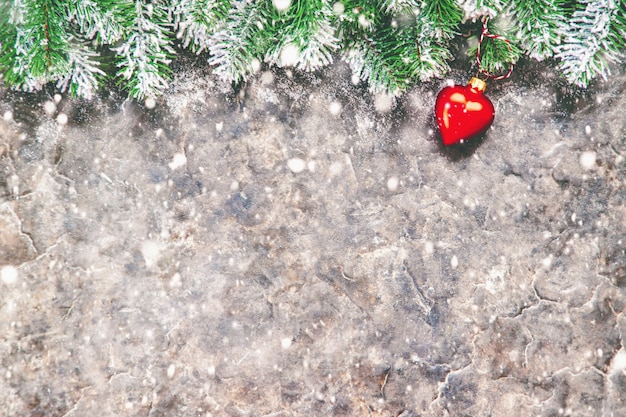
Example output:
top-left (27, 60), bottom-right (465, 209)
top-left (264, 0), bottom-right (340, 72)
top-left (339, 2), bottom-right (408, 95)
top-left (416, 0), bottom-right (463, 41)
top-left (208, 0), bottom-right (268, 84)
top-left (1, 0), bottom-right (71, 91)
top-left (556, 0), bottom-right (626, 87)
top-left (466, 16), bottom-right (522, 76)
top-left (64, 0), bottom-right (127, 45)
top-left (458, 0), bottom-right (504, 20)
top-left (113, 0), bottom-right (175, 99)
top-left (56, 38), bottom-right (106, 99)
top-left (380, 0), bottom-right (419, 14)
top-left (2, 0), bottom-right (626, 99)
top-left (170, 0), bottom-right (230, 53)
top-left (341, 0), bottom-right (460, 94)
top-left (507, 0), bottom-right (567, 60)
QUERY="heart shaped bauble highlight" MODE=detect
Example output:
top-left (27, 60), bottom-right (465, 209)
top-left (435, 77), bottom-right (495, 146)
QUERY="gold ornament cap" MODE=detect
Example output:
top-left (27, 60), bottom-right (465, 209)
top-left (468, 77), bottom-right (487, 92)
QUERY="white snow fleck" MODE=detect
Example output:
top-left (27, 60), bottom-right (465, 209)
top-left (579, 151), bottom-right (596, 171)
top-left (169, 273), bottom-right (182, 288)
top-left (168, 153), bottom-right (187, 170)
top-left (597, 348), bottom-right (603, 358)
top-left (43, 100), bottom-right (57, 115)
top-left (329, 161), bottom-right (343, 177)
top-left (215, 122), bottom-right (223, 132)
top-left (279, 44), bottom-right (299, 67)
top-left (56, 113), bottom-right (68, 125)
top-left (145, 97), bottom-right (156, 109)
top-left (333, 2), bottom-right (345, 14)
top-left (386, 176), bottom-right (399, 191)
top-left (208, 365), bottom-right (216, 377)
top-left (450, 256), bottom-right (459, 269)
top-left (374, 93), bottom-right (393, 113)
top-left (251, 58), bottom-right (262, 73)
top-left (358, 14), bottom-right (370, 28)
top-left (609, 349), bottom-right (626, 374)
top-left (272, 0), bottom-right (291, 11)
top-left (1, 265), bottom-right (18, 284)
top-left (260, 72), bottom-right (274, 85)
top-left (585, 125), bottom-right (591, 136)
top-left (230, 181), bottom-right (239, 191)
top-left (424, 241), bottom-right (434, 255)
top-left (281, 337), bottom-right (292, 349)
top-left (486, 265), bottom-right (507, 294)
top-left (328, 101), bottom-right (342, 116)
top-left (3, 110), bottom-right (13, 122)
top-left (167, 364), bottom-right (176, 378)
top-left (287, 158), bottom-right (306, 173)
top-left (141, 240), bottom-right (162, 269)
top-left (53, 93), bottom-right (62, 104)
top-left (542, 255), bottom-right (553, 269)
top-left (307, 160), bottom-right (317, 172)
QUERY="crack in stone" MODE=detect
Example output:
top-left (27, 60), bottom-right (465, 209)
top-left (2, 201), bottom-right (39, 259)
top-left (428, 360), bottom-right (473, 414)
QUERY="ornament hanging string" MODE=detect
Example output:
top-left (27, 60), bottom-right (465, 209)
top-left (475, 17), bottom-right (514, 81)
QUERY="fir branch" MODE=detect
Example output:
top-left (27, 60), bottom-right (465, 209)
top-left (336, 0), bottom-right (381, 37)
top-left (0, 0), bottom-right (71, 91)
top-left (458, 0), bottom-right (503, 20)
top-left (64, 0), bottom-right (128, 45)
top-left (113, 0), bottom-right (175, 99)
top-left (264, 0), bottom-right (340, 72)
top-left (340, 2), bottom-right (459, 95)
top-left (507, 0), bottom-right (567, 60)
top-left (344, 22), bottom-right (446, 95)
top-left (56, 39), bottom-right (106, 99)
top-left (208, 0), bottom-right (268, 83)
top-left (380, 0), bottom-right (419, 14)
top-left (416, 0), bottom-right (463, 40)
top-left (468, 17), bottom-right (522, 76)
top-left (556, 0), bottom-right (626, 87)
top-left (170, 0), bottom-right (230, 53)
top-left (339, 2), bottom-right (406, 94)
top-left (0, 2), bottom-right (18, 81)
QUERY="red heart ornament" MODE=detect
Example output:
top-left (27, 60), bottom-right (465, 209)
top-left (435, 77), bottom-right (495, 146)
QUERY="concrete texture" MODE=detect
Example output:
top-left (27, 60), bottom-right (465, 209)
top-left (1, 60), bottom-right (625, 417)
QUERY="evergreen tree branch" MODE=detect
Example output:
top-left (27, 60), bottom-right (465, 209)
top-left (113, 0), bottom-right (175, 99)
top-left (56, 38), bottom-right (106, 99)
top-left (417, 0), bottom-right (463, 40)
top-left (64, 0), bottom-right (128, 45)
top-left (264, 0), bottom-right (340, 72)
top-left (170, 0), bottom-right (230, 53)
top-left (556, 0), bottom-right (626, 87)
top-left (507, 0), bottom-right (567, 60)
top-left (458, 0), bottom-right (504, 20)
top-left (466, 16), bottom-right (522, 76)
top-left (2, 0), bottom-right (626, 99)
top-left (380, 0), bottom-right (419, 14)
top-left (1, 0), bottom-right (71, 91)
top-left (208, 0), bottom-right (268, 84)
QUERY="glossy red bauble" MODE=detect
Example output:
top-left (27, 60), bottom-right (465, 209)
top-left (435, 77), bottom-right (495, 146)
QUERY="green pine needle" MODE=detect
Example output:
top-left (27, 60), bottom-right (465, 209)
top-left (1, 0), bottom-right (625, 98)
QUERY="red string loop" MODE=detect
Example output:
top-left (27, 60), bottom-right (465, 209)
top-left (476, 17), bottom-right (514, 81)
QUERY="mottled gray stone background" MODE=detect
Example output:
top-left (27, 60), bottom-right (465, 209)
top-left (1, 60), bottom-right (625, 417)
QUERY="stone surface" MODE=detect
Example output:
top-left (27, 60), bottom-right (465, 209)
top-left (1, 61), bottom-right (625, 416)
